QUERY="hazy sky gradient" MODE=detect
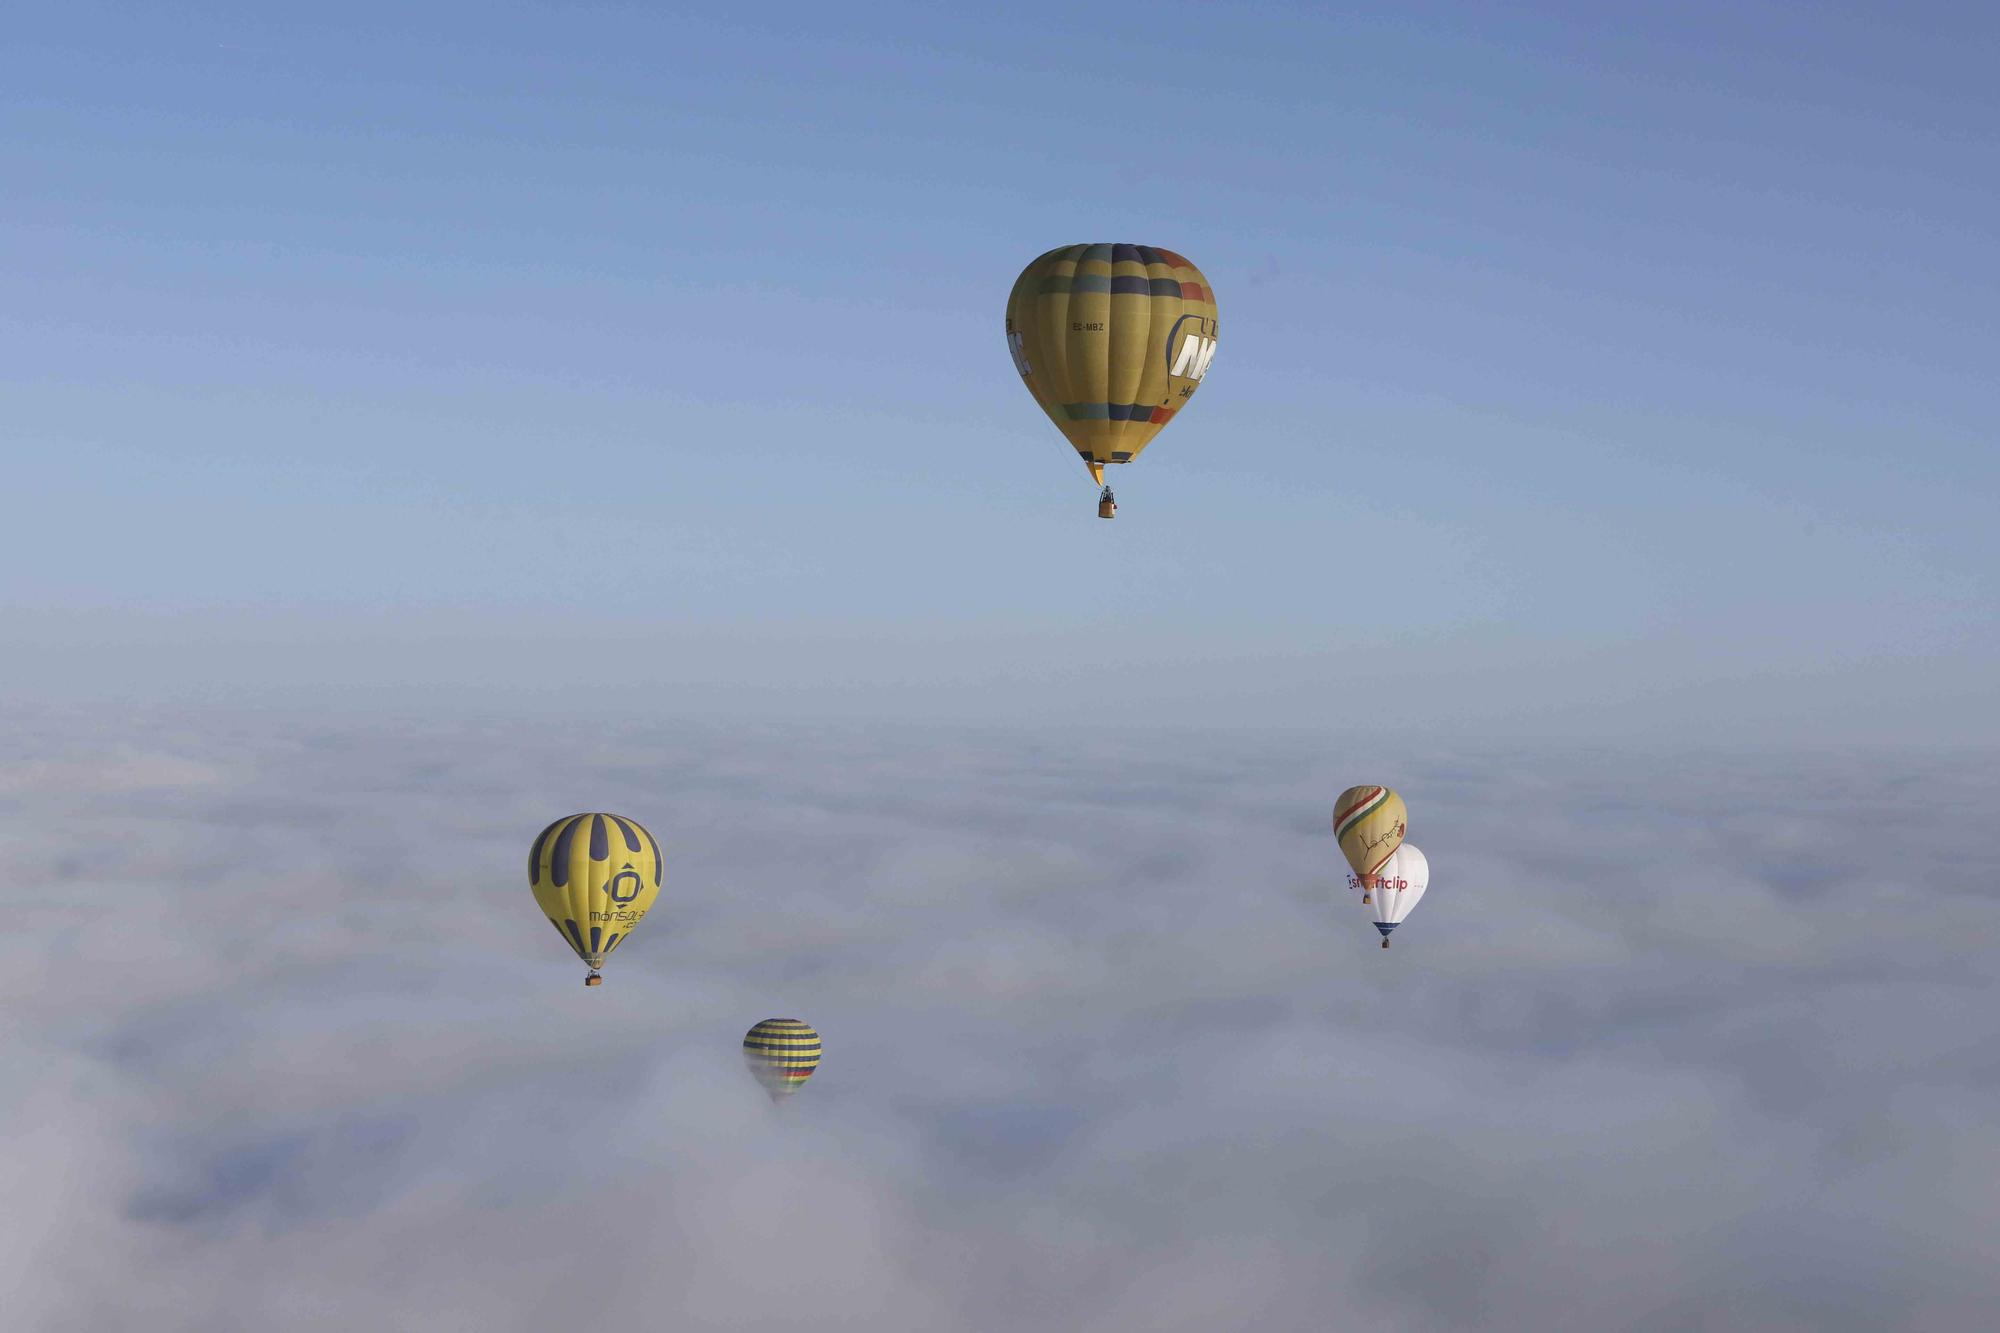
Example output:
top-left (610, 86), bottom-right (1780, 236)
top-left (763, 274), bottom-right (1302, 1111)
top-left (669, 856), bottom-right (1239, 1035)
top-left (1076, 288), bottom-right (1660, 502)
top-left (6, 2), bottom-right (1997, 740)
top-left (8, 10), bottom-right (2000, 1329)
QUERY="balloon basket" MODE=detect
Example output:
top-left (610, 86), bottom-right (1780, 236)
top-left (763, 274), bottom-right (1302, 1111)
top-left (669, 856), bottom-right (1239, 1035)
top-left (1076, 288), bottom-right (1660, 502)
top-left (1361, 893), bottom-right (1371, 905)
top-left (1097, 487), bottom-right (1117, 520)
top-left (1381, 938), bottom-right (1390, 949)
top-left (584, 973), bottom-right (603, 987)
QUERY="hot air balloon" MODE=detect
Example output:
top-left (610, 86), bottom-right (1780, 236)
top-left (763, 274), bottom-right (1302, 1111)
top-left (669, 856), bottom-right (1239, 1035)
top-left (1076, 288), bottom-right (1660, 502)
top-left (1370, 843), bottom-right (1429, 949)
top-left (743, 1019), bottom-right (820, 1101)
top-left (1004, 244), bottom-right (1218, 518)
top-left (527, 812), bottom-right (663, 986)
top-left (1334, 785), bottom-right (1407, 904)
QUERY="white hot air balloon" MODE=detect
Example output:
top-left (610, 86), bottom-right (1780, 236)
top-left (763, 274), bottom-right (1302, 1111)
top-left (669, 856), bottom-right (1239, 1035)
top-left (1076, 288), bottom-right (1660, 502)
top-left (1371, 843), bottom-right (1429, 949)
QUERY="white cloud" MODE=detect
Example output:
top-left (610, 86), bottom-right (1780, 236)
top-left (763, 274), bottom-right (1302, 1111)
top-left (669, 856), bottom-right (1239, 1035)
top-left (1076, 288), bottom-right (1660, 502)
top-left (2, 711), bottom-right (1995, 1330)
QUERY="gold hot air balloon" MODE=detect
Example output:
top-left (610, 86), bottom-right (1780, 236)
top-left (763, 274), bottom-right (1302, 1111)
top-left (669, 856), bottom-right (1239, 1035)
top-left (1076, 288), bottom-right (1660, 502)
top-left (1334, 786), bottom-right (1407, 902)
top-left (743, 1019), bottom-right (820, 1101)
top-left (1005, 244), bottom-right (1218, 518)
top-left (528, 813), bottom-right (663, 986)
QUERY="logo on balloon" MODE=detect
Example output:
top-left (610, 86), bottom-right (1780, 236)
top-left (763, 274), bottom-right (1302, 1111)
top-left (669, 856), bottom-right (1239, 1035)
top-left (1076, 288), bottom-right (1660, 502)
top-left (1165, 314), bottom-right (1218, 381)
top-left (1007, 329), bottom-right (1032, 377)
top-left (608, 867), bottom-right (643, 905)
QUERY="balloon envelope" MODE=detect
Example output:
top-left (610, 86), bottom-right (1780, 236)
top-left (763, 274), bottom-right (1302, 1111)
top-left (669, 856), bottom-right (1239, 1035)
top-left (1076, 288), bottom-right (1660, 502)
top-left (1371, 842), bottom-right (1429, 938)
top-left (527, 813), bottom-right (663, 975)
top-left (743, 1019), bottom-right (821, 1100)
top-left (1005, 244), bottom-right (1218, 482)
top-left (1334, 785), bottom-right (1408, 881)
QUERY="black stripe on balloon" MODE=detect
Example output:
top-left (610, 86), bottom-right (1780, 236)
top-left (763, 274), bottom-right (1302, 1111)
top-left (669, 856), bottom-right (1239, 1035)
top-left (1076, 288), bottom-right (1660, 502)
top-left (589, 814), bottom-right (608, 861)
top-left (528, 820), bottom-right (557, 886)
top-left (604, 932), bottom-right (621, 953)
top-left (589, 924), bottom-right (602, 955)
top-left (644, 825), bottom-right (662, 885)
top-left (563, 918), bottom-right (586, 955)
top-left (550, 816), bottom-right (580, 887)
top-left (609, 814), bottom-right (642, 853)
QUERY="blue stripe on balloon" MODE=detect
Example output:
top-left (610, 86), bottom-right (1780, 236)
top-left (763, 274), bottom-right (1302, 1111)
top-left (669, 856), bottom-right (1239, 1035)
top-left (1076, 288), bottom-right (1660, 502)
top-left (564, 918), bottom-right (586, 954)
top-left (1062, 404), bottom-right (1161, 423)
top-left (549, 816), bottom-right (580, 887)
top-left (609, 814), bottom-right (642, 853)
top-left (528, 820), bottom-right (556, 886)
top-left (589, 814), bottom-right (608, 861)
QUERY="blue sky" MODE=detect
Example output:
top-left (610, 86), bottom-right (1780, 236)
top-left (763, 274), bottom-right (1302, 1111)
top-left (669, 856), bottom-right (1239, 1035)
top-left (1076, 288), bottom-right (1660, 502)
top-left (6, 2), bottom-right (1996, 738)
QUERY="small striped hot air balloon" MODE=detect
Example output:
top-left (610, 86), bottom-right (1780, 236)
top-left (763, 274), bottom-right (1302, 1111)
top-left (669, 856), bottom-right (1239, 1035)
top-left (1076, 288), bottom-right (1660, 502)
top-left (1005, 244), bottom-right (1219, 518)
top-left (743, 1019), bottom-right (821, 1101)
top-left (527, 812), bottom-right (664, 986)
top-left (1334, 785), bottom-right (1407, 904)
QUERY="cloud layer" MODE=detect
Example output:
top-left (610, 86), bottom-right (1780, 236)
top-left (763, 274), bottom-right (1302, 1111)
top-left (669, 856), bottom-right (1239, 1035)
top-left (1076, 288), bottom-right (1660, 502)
top-left (3, 710), bottom-right (1996, 1331)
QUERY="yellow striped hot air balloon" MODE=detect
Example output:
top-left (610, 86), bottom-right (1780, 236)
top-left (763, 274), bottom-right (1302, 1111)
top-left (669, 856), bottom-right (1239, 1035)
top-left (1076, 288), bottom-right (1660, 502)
top-left (1005, 244), bottom-right (1218, 518)
top-left (1334, 785), bottom-right (1407, 902)
top-left (528, 812), bottom-right (664, 986)
top-left (743, 1019), bottom-right (821, 1101)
